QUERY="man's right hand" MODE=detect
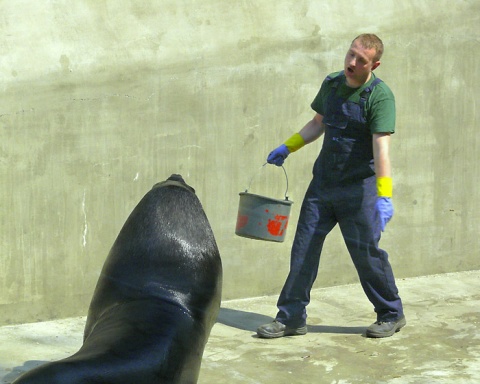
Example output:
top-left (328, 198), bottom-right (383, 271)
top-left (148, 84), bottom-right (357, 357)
top-left (266, 144), bottom-right (290, 166)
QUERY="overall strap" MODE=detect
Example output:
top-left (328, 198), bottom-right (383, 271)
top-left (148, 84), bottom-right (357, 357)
top-left (359, 77), bottom-right (383, 112)
top-left (326, 70), bottom-right (345, 90)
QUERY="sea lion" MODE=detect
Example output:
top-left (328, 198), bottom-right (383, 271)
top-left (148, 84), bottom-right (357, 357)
top-left (13, 174), bottom-right (222, 384)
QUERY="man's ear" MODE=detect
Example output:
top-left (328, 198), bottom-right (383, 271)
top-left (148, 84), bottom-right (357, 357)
top-left (372, 61), bottom-right (381, 71)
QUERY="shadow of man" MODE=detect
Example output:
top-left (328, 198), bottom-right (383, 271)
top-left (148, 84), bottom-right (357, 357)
top-left (217, 308), bottom-right (367, 336)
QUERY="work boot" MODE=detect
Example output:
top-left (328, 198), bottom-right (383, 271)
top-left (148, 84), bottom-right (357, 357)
top-left (366, 316), bottom-right (406, 338)
top-left (257, 320), bottom-right (307, 339)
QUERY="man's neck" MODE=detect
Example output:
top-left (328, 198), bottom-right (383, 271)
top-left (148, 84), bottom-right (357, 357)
top-left (345, 72), bottom-right (373, 88)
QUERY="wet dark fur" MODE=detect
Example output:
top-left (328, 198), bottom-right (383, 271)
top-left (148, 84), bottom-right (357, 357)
top-left (13, 175), bottom-right (222, 384)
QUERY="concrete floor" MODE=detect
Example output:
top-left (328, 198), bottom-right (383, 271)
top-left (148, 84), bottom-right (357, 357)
top-left (1, 270), bottom-right (479, 384)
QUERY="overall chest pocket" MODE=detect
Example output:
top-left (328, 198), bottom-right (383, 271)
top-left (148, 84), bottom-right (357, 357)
top-left (323, 116), bottom-right (357, 154)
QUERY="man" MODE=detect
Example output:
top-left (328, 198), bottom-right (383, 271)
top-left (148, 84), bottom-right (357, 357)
top-left (257, 34), bottom-right (405, 339)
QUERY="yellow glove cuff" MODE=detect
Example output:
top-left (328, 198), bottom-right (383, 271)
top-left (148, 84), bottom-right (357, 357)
top-left (284, 133), bottom-right (305, 153)
top-left (377, 177), bottom-right (393, 197)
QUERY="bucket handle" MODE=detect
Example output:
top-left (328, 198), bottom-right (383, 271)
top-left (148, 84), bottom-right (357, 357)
top-left (244, 163), bottom-right (290, 201)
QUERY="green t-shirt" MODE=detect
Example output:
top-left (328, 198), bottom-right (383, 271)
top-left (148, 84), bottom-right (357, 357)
top-left (310, 71), bottom-right (396, 134)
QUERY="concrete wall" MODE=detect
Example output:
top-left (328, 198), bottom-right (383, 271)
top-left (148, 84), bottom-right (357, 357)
top-left (1, 0), bottom-right (479, 325)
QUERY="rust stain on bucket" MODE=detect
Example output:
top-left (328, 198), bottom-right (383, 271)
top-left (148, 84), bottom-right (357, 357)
top-left (236, 214), bottom-right (249, 230)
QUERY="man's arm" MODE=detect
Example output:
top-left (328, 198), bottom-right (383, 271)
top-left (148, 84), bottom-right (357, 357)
top-left (298, 113), bottom-right (326, 144)
top-left (373, 132), bottom-right (394, 231)
top-left (372, 133), bottom-right (391, 179)
top-left (266, 113), bottom-right (326, 166)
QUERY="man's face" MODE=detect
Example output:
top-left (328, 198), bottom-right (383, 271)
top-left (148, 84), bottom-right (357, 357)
top-left (344, 39), bottom-right (380, 88)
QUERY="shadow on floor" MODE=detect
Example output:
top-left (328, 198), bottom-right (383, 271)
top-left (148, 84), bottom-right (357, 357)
top-left (217, 308), bottom-right (366, 335)
top-left (3, 360), bottom-right (47, 384)
top-left (217, 307), bottom-right (272, 332)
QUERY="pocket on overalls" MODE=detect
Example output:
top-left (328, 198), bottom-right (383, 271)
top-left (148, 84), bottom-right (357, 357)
top-left (323, 117), bottom-right (354, 170)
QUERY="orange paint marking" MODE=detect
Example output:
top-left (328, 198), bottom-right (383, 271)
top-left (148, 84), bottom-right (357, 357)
top-left (267, 214), bottom-right (289, 237)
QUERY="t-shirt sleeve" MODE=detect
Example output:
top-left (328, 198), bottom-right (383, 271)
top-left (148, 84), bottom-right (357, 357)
top-left (368, 86), bottom-right (396, 134)
top-left (310, 77), bottom-right (331, 116)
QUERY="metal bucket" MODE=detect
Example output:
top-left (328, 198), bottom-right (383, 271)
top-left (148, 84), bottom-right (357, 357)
top-left (235, 164), bottom-right (293, 242)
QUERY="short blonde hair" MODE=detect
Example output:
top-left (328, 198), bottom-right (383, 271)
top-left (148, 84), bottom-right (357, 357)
top-left (352, 34), bottom-right (384, 62)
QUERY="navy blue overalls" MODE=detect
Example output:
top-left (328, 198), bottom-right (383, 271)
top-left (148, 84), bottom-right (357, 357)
top-left (276, 72), bottom-right (404, 326)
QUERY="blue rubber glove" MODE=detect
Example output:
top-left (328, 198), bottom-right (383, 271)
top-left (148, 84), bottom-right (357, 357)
top-left (267, 144), bottom-right (290, 166)
top-left (375, 197), bottom-right (394, 231)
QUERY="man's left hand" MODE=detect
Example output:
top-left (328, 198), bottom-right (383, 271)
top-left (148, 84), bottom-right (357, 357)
top-left (375, 197), bottom-right (394, 231)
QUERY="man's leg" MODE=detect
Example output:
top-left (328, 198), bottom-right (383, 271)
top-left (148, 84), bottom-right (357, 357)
top-left (336, 179), bottom-right (405, 337)
top-left (257, 182), bottom-right (336, 338)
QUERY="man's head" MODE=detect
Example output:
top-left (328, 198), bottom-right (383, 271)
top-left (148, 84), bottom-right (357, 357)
top-left (353, 34), bottom-right (384, 62)
top-left (344, 33), bottom-right (384, 88)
